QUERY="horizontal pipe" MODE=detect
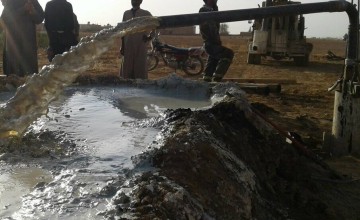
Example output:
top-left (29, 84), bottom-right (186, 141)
top-left (158, 1), bottom-right (353, 29)
top-left (157, 1), bottom-right (358, 59)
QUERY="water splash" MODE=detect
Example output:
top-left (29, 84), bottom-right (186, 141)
top-left (0, 16), bottom-right (160, 143)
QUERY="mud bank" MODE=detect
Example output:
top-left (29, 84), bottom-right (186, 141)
top-left (103, 95), bottom-right (360, 220)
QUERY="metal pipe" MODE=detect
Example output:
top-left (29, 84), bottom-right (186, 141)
top-left (158, 1), bottom-right (358, 59)
top-left (329, 2), bottom-right (360, 156)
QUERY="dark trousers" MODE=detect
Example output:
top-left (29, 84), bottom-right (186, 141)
top-left (203, 43), bottom-right (234, 80)
top-left (47, 31), bottom-right (78, 61)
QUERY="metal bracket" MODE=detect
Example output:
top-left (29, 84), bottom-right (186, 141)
top-left (351, 83), bottom-right (360, 97)
top-left (328, 78), bottom-right (343, 92)
top-left (345, 58), bottom-right (358, 66)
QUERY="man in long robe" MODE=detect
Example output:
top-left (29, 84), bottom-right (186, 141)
top-left (120, 0), bottom-right (152, 79)
top-left (1, 0), bottom-right (44, 77)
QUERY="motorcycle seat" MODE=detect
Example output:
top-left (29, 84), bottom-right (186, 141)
top-left (163, 44), bottom-right (190, 54)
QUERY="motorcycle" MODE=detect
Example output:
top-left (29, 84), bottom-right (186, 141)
top-left (147, 33), bottom-right (206, 76)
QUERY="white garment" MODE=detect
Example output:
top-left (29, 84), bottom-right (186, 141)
top-left (120, 8), bottom-right (152, 79)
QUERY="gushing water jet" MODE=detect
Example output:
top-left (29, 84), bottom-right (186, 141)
top-left (0, 16), bottom-right (159, 143)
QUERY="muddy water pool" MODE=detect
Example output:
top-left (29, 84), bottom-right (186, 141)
top-left (0, 85), bottom-right (212, 219)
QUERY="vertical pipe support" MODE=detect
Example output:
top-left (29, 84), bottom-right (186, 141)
top-left (325, 3), bottom-right (360, 156)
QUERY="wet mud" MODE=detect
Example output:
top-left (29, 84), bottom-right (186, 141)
top-left (1, 78), bottom-right (360, 219)
top-left (102, 95), bottom-right (360, 220)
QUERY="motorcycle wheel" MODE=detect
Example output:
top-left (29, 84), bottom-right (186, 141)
top-left (182, 56), bottom-right (204, 76)
top-left (147, 53), bottom-right (159, 71)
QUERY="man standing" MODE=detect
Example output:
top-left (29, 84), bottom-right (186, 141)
top-left (120, 0), bottom-right (152, 79)
top-left (1, 0), bottom-right (44, 77)
top-left (44, 0), bottom-right (79, 61)
top-left (199, 0), bottom-right (234, 82)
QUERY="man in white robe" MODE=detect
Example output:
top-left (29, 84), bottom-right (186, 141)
top-left (120, 0), bottom-right (152, 79)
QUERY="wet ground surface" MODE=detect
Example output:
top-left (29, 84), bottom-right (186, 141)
top-left (0, 79), bottom-right (213, 219)
top-left (0, 77), bottom-right (360, 220)
top-left (100, 93), bottom-right (360, 220)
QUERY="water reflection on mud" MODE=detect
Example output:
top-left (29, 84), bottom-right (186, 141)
top-left (0, 84), bottom-right (212, 219)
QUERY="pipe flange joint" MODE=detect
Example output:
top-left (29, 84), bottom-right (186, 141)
top-left (345, 59), bottom-right (357, 66)
top-left (352, 84), bottom-right (360, 97)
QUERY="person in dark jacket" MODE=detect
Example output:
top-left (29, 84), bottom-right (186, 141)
top-left (1, 0), bottom-right (44, 77)
top-left (44, 0), bottom-right (79, 61)
top-left (199, 0), bottom-right (234, 82)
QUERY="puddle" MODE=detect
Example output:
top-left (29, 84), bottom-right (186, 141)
top-left (0, 84), bottom-right (212, 219)
top-left (0, 166), bottom-right (52, 218)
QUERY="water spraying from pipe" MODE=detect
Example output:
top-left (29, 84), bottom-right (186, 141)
top-left (0, 16), bottom-right (159, 143)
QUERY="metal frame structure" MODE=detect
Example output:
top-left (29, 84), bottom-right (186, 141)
top-left (247, 0), bottom-right (313, 66)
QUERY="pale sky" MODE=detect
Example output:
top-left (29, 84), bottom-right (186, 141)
top-left (0, 0), bottom-right (352, 38)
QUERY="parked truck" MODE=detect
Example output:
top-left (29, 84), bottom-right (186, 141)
top-left (247, 0), bottom-right (313, 66)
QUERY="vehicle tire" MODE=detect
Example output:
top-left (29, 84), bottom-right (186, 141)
top-left (247, 53), bottom-right (261, 65)
top-left (306, 43), bottom-right (313, 54)
top-left (294, 55), bottom-right (309, 66)
top-left (182, 56), bottom-right (204, 76)
top-left (147, 53), bottom-right (159, 71)
top-left (272, 55), bottom-right (283, 60)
